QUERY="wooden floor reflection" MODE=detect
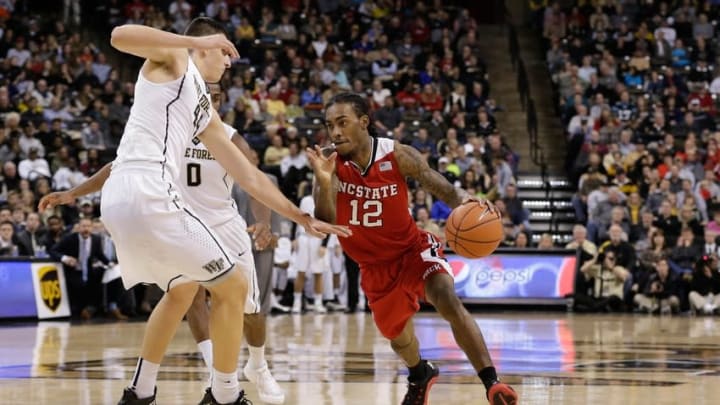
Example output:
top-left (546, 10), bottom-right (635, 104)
top-left (1, 312), bottom-right (720, 404)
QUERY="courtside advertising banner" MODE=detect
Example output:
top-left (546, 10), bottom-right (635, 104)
top-left (0, 261), bottom-right (37, 318)
top-left (446, 251), bottom-right (577, 300)
top-left (30, 262), bottom-right (70, 319)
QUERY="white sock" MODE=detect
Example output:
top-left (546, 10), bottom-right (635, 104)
top-left (197, 339), bottom-right (213, 373)
top-left (212, 369), bottom-right (239, 404)
top-left (314, 295), bottom-right (323, 306)
top-left (333, 288), bottom-right (340, 298)
top-left (130, 358), bottom-right (159, 399)
top-left (293, 292), bottom-right (302, 306)
top-left (247, 345), bottom-right (266, 370)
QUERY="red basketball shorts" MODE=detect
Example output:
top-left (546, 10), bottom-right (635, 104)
top-left (360, 232), bottom-right (452, 340)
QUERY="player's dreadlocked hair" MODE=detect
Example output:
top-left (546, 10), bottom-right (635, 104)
top-left (184, 17), bottom-right (229, 39)
top-left (325, 92), bottom-right (378, 137)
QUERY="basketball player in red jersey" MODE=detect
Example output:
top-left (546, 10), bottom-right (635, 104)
top-left (308, 93), bottom-right (518, 405)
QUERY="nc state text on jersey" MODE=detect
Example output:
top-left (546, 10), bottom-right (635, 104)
top-left (338, 181), bottom-right (399, 200)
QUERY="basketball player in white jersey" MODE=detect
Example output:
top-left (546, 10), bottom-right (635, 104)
top-left (292, 193), bottom-right (330, 313)
top-left (41, 83), bottom-right (285, 404)
top-left (181, 82), bottom-right (285, 404)
top-left (40, 18), bottom-right (349, 405)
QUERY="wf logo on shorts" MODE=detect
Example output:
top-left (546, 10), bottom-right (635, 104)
top-left (202, 258), bottom-right (226, 274)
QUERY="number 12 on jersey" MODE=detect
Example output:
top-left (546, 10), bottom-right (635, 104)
top-left (348, 199), bottom-right (383, 227)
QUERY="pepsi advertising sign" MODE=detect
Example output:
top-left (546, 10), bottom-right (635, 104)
top-left (446, 249), bottom-right (577, 302)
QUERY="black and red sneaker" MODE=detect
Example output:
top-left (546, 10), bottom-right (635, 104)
top-left (401, 360), bottom-right (440, 405)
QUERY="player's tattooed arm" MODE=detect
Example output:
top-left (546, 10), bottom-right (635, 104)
top-left (394, 142), bottom-right (469, 209)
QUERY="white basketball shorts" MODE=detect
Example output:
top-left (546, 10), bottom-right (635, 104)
top-left (294, 233), bottom-right (330, 275)
top-left (211, 215), bottom-right (260, 314)
top-left (101, 167), bottom-right (235, 292)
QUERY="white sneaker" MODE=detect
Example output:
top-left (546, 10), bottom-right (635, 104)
top-left (291, 300), bottom-right (302, 314)
top-left (704, 303), bottom-right (715, 315)
top-left (313, 303), bottom-right (327, 313)
top-left (271, 295), bottom-right (290, 313)
top-left (243, 363), bottom-right (285, 404)
top-left (326, 300), bottom-right (346, 311)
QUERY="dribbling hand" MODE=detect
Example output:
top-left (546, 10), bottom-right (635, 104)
top-left (460, 196), bottom-right (500, 217)
top-left (38, 191), bottom-right (75, 212)
top-left (190, 34), bottom-right (239, 59)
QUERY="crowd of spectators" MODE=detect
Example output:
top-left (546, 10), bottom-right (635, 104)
top-left (0, 0), bottom-right (524, 319)
top-left (539, 0), bottom-right (720, 314)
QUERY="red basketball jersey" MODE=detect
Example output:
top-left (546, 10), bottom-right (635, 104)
top-left (335, 137), bottom-right (423, 265)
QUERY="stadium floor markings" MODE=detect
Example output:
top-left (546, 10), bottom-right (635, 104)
top-left (1, 313), bottom-right (719, 404)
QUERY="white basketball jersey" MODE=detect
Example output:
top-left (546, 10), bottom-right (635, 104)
top-left (113, 56), bottom-right (212, 184)
top-left (179, 123), bottom-right (240, 227)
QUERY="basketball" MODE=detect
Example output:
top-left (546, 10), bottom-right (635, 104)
top-left (445, 200), bottom-right (503, 258)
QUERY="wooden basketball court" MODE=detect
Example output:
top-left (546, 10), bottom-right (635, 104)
top-left (0, 312), bottom-right (718, 404)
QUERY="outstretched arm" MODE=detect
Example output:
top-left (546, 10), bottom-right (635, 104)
top-left (393, 142), bottom-right (469, 209)
top-left (111, 25), bottom-right (193, 67)
top-left (38, 163), bottom-right (112, 211)
top-left (200, 112), bottom-right (350, 238)
top-left (110, 25), bottom-right (238, 73)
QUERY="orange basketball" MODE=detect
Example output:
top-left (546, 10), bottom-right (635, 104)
top-left (445, 200), bottom-right (503, 258)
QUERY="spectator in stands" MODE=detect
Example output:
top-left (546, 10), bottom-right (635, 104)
top-left (415, 207), bottom-right (441, 237)
top-left (411, 128), bottom-right (436, 158)
top-left (51, 216), bottom-right (125, 320)
top-left (15, 212), bottom-right (45, 257)
top-left (81, 121), bottom-right (106, 151)
top-left (599, 224), bottom-right (635, 272)
top-left (0, 161), bottom-right (20, 199)
top-left (502, 183), bottom-right (530, 232)
top-left (587, 186), bottom-right (625, 243)
top-left (41, 215), bottom-right (65, 254)
top-left (514, 232), bottom-right (529, 248)
top-left (688, 255), bottom-right (720, 315)
top-left (597, 205), bottom-right (630, 243)
top-left (537, 233), bottom-right (554, 249)
top-left (634, 257), bottom-right (681, 314)
top-left (18, 147), bottom-right (50, 182)
top-left (300, 83), bottom-right (323, 107)
top-left (18, 121), bottom-right (44, 158)
top-left (0, 220), bottom-right (18, 256)
top-left (669, 226), bottom-right (702, 276)
top-left (653, 199), bottom-right (682, 246)
top-left (279, 139), bottom-right (309, 200)
top-left (371, 48), bottom-right (397, 85)
top-left (702, 229), bottom-right (720, 258)
top-left (6, 37), bottom-right (30, 67)
top-left (693, 13), bottom-right (714, 40)
top-left (374, 96), bottom-right (404, 137)
top-left (568, 223), bottom-right (597, 257)
top-left (577, 251), bottom-right (629, 313)
top-left (678, 204), bottom-right (704, 238)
